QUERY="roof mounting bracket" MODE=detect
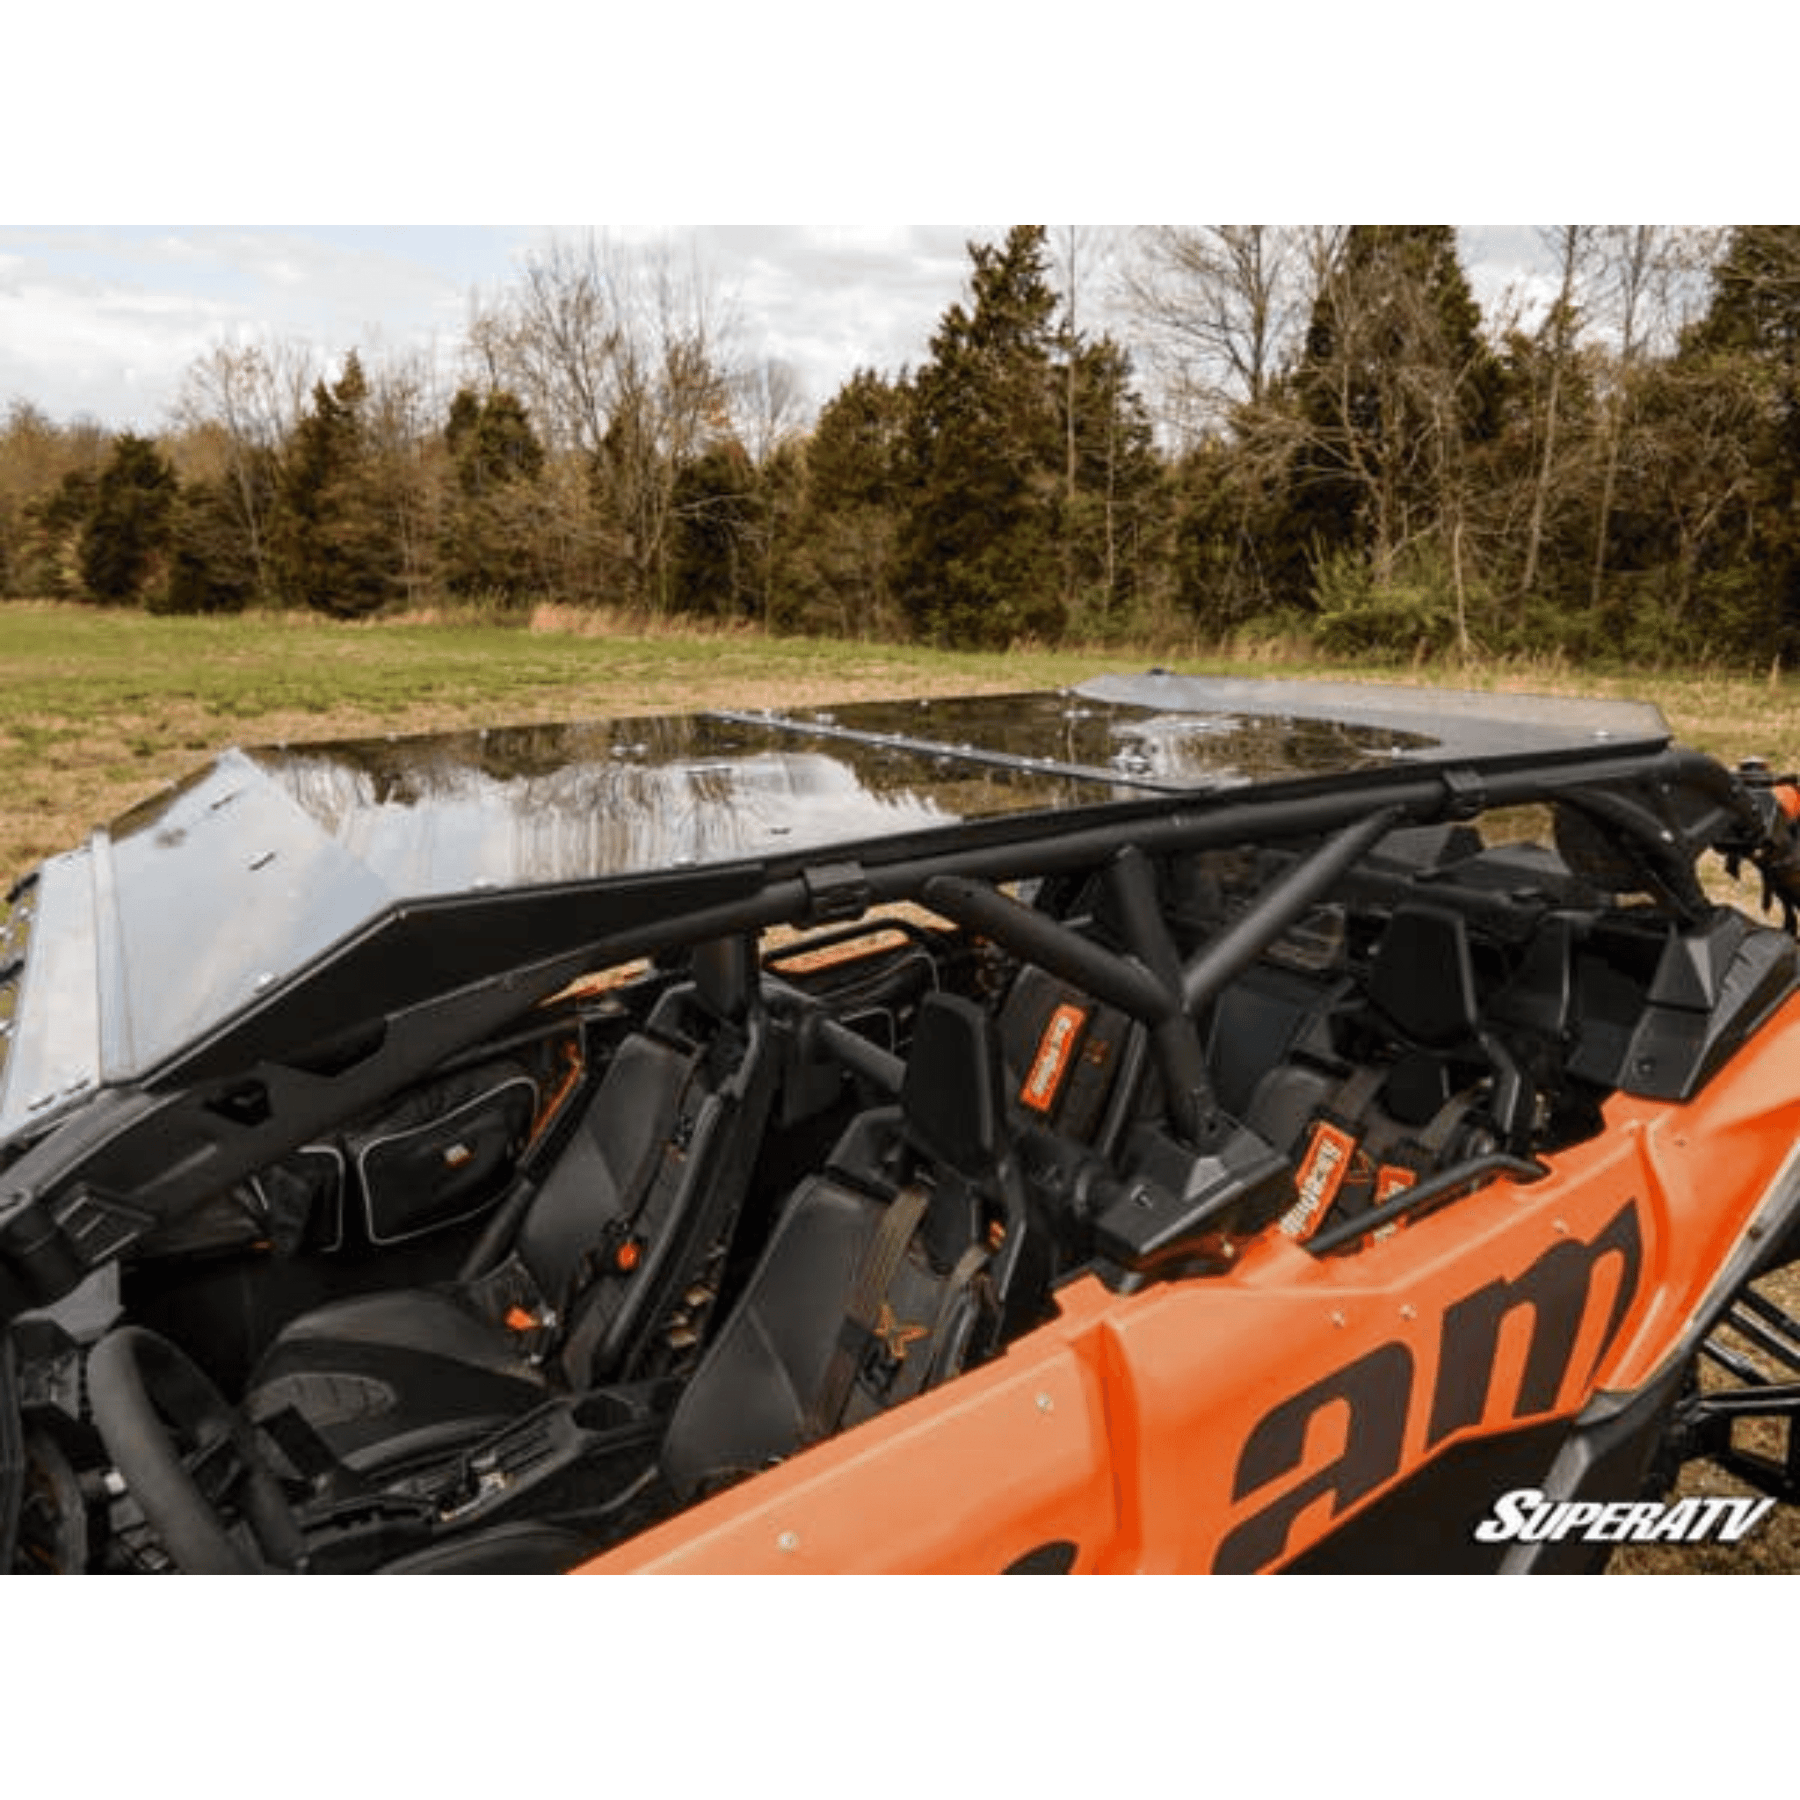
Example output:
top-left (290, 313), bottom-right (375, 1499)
top-left (801, 861), bottom-right (872, 926)
top-left (1440, 766), bottom-right (1489, 821)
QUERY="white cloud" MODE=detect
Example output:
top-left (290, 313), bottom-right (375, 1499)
top-left (0, 222), bottom-right (1582, 434)
top-left (0, 224), bottom-right (1024, 430)
top-left (0, 227), bottom-right (498, 427)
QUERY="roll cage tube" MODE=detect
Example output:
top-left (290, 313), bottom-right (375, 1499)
top-left (920, 873), bottom-right (1202, 1139)
top-left (1178, 807), bottom-right (1405, 1015)
top-left (1569, 747), bottom-right (1800, 927)
top-left (920, 806), bottom-right (1405, 1148)
top-left (1723, 760), bottom-right (1800, 928)
top-left (0, 750), bottom-right (1780, 1321)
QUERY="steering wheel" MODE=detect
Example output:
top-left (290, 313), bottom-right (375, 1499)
top-left (86, 1326), bottom-right (306, 1573)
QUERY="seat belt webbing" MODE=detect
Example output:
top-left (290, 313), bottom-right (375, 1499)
top-left (805, 1181), bottom-right (932, 1443)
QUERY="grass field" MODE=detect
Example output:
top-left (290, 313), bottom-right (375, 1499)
top-left (5, 599), bottom-right (1799, 1573)
top-left (7, 599), bottom-right (1800, 887)
top-left (0, 603), bottom-right (1144, 883)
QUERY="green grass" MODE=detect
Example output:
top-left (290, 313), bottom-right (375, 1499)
top-left (8, 598), bottom-right (1800, 887)
top-left (0, 603), bottom-right (1131, 880)
top-left (0, 602), bottom-right (1141, 732)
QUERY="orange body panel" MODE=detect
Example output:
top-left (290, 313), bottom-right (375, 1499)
top-left (583, 992), bottom-right (1800, 1574)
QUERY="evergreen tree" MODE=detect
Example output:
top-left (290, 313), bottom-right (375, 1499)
top-left (1169, 440), bottom-right (1288, 635)
top-left (895, 227), bottom-right (1066, 648)
top-left (746, 435), bottom-right (809, 629)
top-left (1699, 226), bottom-right (1800, 363)
top-left (1, 402), bottom-right (102, 598)
top-left (1061, 335), bottom-right (1168, 635)
top-left (1284, 226), bottom-right (1504, 597)
top-left (785, 368), bottom-right (908, 635)
top-left (20, 465), bottom-right (100, 598)
top-left (446, 385), bottom-right (546, 494)
top-left (160, 477), bottom-right (256, 614)
top-left (79, 433), bottom-right (177, 602)
top-left (808, 368), bottom-right (908, 514)
top-left (1689, 228), bottom-right (1800, 654)
top-left (268, 352), bottom-right (401, 617)
top-left (669, 440), bottom-right (757, 619)
top-left (440, 385), bottom-right (550, 600)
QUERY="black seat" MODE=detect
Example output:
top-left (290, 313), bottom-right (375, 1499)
top-left (995, 961), bottom-right (1139, 1149)
top-left (1232, 905), bottom-right (1538, 1245)
top-left (245, 951), bottom-right (774, 1473)
top-left (658, 993), bottom-right (1019, 1502)
top-left (1363, 903), bottom-right (1529, 1143)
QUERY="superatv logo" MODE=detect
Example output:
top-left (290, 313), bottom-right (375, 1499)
top-left (1474, 1488), bottom-right (1775, 1546)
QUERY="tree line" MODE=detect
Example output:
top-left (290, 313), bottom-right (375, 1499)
top-left (3, 224), bottom-right (1799, 666)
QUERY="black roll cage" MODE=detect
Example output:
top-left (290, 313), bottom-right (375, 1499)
top-left (0, 741), bottom-right (1789, 1324)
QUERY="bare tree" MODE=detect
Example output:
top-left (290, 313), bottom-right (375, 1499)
top-left (0, 401), bottom-right (109, 595)
top-left (1304, 231), bottom-right (1487, 581)
top-left (1517, 226), bottom-right (1600, 605)
top-left (468, 237), bottom-right (621, 459)
top-left (1054, 226), bottom-right (1091, 587)
top-left (362, 345), bottom-right (450, 603)
top-left (1208, 227), bottom-right (1503, 657)
top-left (1120, 226), bottom-right (1332, 444)
top-left (734, 357), bottom-right (805, 467)
top-left (1586, 227), bottom-right (1722, 613)
top-left (1053, 226), bottom-right (1104, 612)
top-left (171, 337), bottom-right (319, 595)
top-left (466, 234), bottom-right (743, 611)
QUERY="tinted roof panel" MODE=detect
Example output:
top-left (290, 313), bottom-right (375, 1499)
top-left (2, 674), bottom-right (1675, 1105)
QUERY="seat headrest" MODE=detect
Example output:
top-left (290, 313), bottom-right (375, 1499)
top-left (689, 934), bottom-right (756, 1025)
top-left (1368, 904), bottom-right (1478, 1047)
top-left (901, 993), bottom-right (1006, 1179)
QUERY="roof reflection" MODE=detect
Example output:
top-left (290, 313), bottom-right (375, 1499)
top-left (240, 714), bottom-right (1102, 894)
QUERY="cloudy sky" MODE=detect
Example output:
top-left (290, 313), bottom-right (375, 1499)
top-left (0, 225), bottom-right (1017, 429)
top-left (1, 224), bottom-right (1564, 433)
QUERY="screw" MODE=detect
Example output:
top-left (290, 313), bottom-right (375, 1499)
top-left (1036, 1393), bottom-right (1054, 1414)
top-left (776, 1531), bottom-right (800, 1554)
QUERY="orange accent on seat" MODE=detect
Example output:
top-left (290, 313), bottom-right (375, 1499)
top-left (1278, 1120), bottom-right (1357, 1242)
top-left (1374, 1164), bottom-right (1417, 1206)
top-left (1020, 1003), bottom-right (1088, 1114)
top-left (528, 1038), bottom-right (586, 1146)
